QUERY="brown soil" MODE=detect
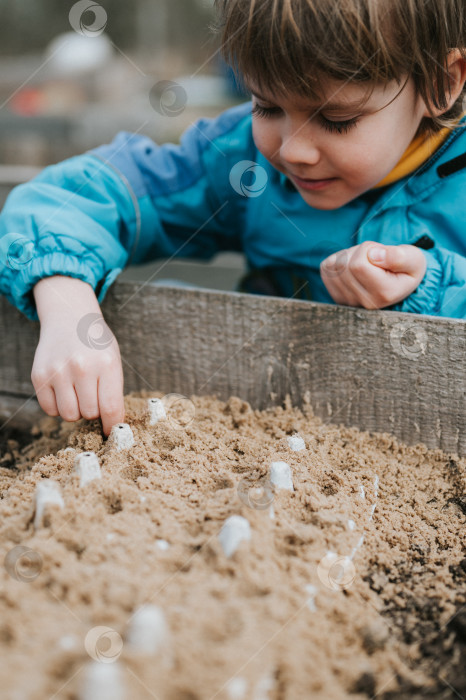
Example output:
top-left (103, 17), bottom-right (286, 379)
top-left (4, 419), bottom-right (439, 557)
top-left (0, 391), bottom-right (465, 700)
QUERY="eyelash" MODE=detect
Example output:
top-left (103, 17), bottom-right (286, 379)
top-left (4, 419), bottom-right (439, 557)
top-left (251, 104), bottom-right (360, 134)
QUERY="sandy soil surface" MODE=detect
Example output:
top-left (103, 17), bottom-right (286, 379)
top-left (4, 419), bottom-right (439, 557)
top-left (0, 391), bottom-right (465, 700)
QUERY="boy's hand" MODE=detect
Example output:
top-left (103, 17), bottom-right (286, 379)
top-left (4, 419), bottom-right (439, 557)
top-left (32, 276), bottom-right (125, 436)
top-left (320, 242), bottom-right (427, 310)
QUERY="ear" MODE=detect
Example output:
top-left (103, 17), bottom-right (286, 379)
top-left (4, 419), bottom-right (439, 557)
top-left (443, 49), bottom-right (466, 109)
top-left (422, 49), bottom-right (466, 117)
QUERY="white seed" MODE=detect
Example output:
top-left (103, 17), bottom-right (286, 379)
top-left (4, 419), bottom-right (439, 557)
top-left (59, 634), bottom-right (78, 650)
top-left (226, 677), bottom-right (248, 700)
top-left (79, 661), bottom-right (124, 700)
top-left (359, 485), bottom-right (365, 499)
top-left (287, 433), bottom-right (305, 451)
top-left (156, 539), bottom-right (170, 550)
top-left (270, 461), bottom-right (294, 491)
top-left (347, 519), bottom-right (356, 531)
top-left (74, 452), bottom-right (101, 488)
top-left (254, 673), bottom-right (275, 700)
top-left (147, 398), bottom-right (167, 425)
top-left (108, 423), bottom-right (134, 451)
top-left (34, 480), bottom-right (64, 529)
top-left (305, 584), bottom-right (318, 612)
top-left (218, 515), bottom-right (251, 558)
top-left (126, 605), bottom-right (168, 654)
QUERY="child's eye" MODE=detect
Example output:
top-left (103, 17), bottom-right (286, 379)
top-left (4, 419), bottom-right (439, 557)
top-left (251, 104), bottom-right (281, 119)
top-left (252, 103), bottom-right (360, 134)
top-left (319, 115), bottom-right (360, 134)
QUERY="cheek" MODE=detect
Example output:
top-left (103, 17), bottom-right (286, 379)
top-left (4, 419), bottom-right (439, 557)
top-left (252, 120), bottom-right (280, 159)
top-left (334, 129), bottom-right (385, 181)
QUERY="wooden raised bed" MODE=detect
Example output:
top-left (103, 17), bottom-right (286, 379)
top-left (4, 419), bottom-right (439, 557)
top-left (1, 281), bottom-right (465, 455)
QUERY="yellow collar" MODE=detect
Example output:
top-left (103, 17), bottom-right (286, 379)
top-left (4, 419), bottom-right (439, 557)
top-left (373, 113), bottom-right (466, 189)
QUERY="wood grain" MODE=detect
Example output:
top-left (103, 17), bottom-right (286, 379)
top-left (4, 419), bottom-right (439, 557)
top-left (1, 282), bottom-right (465, 454)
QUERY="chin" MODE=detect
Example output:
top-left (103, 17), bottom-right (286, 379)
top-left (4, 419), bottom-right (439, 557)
top-left (298, 184), bottom-right (363, 210)
top-left (299, 193), bottom-right (349, 211)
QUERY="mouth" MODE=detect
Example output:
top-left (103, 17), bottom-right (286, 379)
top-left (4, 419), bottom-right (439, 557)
top-left (290, 174), bottom-right (338, 191)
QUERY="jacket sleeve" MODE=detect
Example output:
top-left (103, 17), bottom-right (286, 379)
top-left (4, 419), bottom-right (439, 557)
top-left (394, 246), bottom-right (466, 318)
top-left (0, 108), bottom-right (249, 321)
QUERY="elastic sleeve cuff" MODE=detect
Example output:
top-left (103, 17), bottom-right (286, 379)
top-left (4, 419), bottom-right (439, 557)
top-left (3, 253), bottom-right (122, 321)
top-left (395, 249), bottom-right (443, 315)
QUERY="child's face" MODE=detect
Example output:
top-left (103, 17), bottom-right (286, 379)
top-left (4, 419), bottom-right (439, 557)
top-left (250, 76), bottom-right (427, 210)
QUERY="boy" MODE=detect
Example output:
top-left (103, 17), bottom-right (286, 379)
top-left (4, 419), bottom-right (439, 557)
top-left (0, 0), bottom-right (465, 435)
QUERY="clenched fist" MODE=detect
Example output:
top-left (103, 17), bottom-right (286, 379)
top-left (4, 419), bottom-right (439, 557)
top-left (320, 241), bottom-right (427, 310)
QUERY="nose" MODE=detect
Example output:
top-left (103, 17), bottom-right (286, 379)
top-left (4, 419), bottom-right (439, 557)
top-left (279, 117), bottom-right (321, 167)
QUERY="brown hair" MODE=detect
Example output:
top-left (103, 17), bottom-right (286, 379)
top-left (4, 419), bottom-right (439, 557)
top-left (213, 0), bottom-right (466, 134)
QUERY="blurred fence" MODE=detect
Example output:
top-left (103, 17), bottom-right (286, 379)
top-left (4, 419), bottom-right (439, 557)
top-left (0, 0), bottom-right (217, 58)
top-left (0, 0), bottom-right (246, 165)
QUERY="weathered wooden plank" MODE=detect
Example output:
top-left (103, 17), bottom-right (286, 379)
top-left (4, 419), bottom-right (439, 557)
top-left (1, 282), bottom-right (465, 454)
top-left (0, 393), bottom-right (45, 431)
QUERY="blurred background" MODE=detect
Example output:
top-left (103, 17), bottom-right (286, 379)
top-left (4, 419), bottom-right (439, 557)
top-left (0, 0), bottom-right (249, 290)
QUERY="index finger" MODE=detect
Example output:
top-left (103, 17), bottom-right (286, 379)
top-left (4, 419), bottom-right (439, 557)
top-left (97, 368), bottom-right (125, 437)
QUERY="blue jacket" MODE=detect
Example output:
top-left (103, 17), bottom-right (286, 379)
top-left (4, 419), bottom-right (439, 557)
top-left (1, 102), bottom-right (466, 320)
